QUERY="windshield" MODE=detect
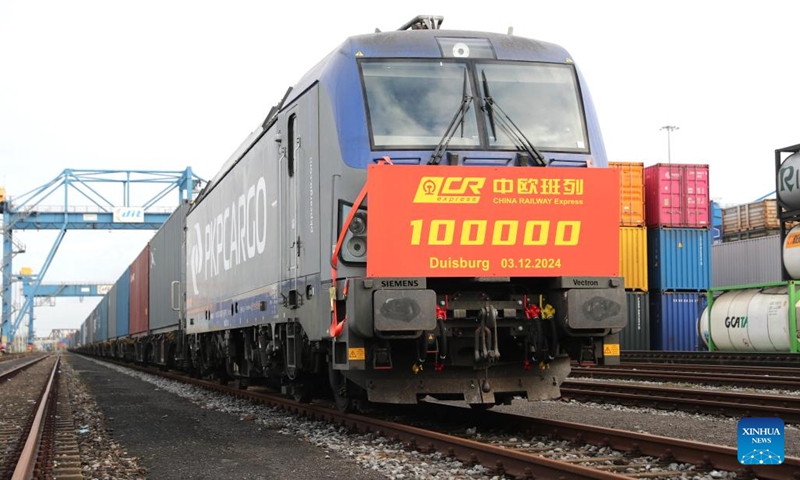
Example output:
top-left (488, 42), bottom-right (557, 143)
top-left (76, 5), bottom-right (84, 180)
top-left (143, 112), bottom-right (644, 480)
top-left (479, 63), bottom-right (587, 152)
top-left (361, 61), bottom-right (480, 148)
top-left (360, 60), bottom-right (588, 153)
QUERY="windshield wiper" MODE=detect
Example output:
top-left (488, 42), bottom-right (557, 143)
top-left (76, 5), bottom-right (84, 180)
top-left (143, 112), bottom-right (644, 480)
top-left (429, 70), bottom-right (473, 165)
top-left (481, 70), bottom-right (546, 166)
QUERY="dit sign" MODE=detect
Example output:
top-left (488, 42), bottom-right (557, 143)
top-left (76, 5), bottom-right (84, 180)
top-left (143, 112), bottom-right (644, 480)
top-left (113, 207), bottom-right (145, 223)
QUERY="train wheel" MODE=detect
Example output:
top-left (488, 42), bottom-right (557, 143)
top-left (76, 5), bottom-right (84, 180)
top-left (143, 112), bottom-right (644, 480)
top-left (216, 365), bottom-right (229, 385)
top-left (293, 382), bottom-right (314, 403)
top-left (328, 365), bottom-right (356, 413)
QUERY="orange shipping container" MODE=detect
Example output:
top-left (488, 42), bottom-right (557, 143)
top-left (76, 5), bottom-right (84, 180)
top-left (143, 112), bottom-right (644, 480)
top-left (620, 226), bottom-right (648, 291)
top-left (609, 162), bottom-right (645, 226)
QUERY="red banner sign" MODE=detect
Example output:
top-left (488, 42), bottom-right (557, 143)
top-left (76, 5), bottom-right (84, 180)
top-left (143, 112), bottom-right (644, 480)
top-left (366, 165), bottom-right (620, 278)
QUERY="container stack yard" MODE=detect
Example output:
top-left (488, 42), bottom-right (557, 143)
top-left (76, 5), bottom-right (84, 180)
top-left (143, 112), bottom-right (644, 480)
top-left (610, 162), bottom-right (650, 351)
top-left (644, 164), bottom-right (711, 351)
top-left (699, 145), bottom-right (800, 353)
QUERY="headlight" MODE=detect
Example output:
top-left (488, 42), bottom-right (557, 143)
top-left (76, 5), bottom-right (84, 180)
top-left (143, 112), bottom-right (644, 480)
top-left (348, 211), bottom-right (367, 235)
top-left (340, 204), bottom-right (367, 263)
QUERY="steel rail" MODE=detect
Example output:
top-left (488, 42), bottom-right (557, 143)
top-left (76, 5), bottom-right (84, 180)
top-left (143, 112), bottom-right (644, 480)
top-left (11, 355), bottom-right (60, 480)
top-left (562, 380), bottom-right (800, 423)
top-left (0, 353), bottom-right (27, 363)
top-left (414, 402), bottom-right (800, 480)
top-left (621, 351), bottom-right (800, 368)
top-left (570, 366), bottom-right (800, 390)
top-left (611, 362), bottom-right (800, 377)
top-left (0, 354), bottom-right (50, 382)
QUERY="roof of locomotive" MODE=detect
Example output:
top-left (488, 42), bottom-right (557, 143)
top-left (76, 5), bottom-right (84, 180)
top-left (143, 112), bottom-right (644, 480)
top-left (283, 28), bottom-right (574, 107)
top-left (192, 24), bottom-right (582, 209)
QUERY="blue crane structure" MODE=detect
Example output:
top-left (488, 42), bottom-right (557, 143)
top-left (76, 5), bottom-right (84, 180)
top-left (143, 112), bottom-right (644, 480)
top-left (12, 272), bottom-right (112, 338)
top-left (16, 274), bottom-right (112, 299)
top-left (753, 191), bottom-right (776, 202)
top-left (1, 168), bottom-right (204, 348)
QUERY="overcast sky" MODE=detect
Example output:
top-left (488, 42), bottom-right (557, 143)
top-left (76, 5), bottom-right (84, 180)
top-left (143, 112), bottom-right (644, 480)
top-left (2, 1), bottom-right (799, 338)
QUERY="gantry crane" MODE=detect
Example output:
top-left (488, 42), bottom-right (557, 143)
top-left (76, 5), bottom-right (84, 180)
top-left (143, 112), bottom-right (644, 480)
top-left (1, 168), bottom-right (205, 348)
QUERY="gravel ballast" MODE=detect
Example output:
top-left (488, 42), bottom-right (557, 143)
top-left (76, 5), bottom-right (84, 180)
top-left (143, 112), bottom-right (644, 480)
top-left (66, 353), bottom-right (798, 479)
top-left (66, 354), bottom-right (388, 480)
top-left (495, 397), bottom-right (800, 458)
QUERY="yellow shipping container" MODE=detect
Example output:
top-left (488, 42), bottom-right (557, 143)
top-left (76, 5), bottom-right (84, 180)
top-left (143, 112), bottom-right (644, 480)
top-left (609, 161), bottom-right (645, 226)
top-left (620, 226), bottom-right (648, 291)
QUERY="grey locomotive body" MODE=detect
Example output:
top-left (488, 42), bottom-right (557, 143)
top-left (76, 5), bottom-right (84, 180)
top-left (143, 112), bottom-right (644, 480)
top-left (81, 16), bottom-right (627, 411)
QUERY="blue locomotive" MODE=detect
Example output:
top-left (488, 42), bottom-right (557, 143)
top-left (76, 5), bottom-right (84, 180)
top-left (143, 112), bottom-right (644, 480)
top-left (77, 16), bottom-right (626, 412)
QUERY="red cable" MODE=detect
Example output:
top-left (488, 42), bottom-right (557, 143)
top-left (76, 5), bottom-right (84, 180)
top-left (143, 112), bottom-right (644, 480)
top-left (329, 157), bottom-right (393, 338)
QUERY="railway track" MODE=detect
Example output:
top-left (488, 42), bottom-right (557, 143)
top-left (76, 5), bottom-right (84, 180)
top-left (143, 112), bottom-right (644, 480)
top-left (571, 364), bottom-right (800, 390)
top-left (621, 350), bottom-right (800, 368)
top-left (566, 360), bottom-right (800, 420)
top-left (0, 354), bottom-right (81, 480)
top-left (562, 379), bottom-right (800, 423)
top-left (0, 354), bottom-right (56, 479)
top-left (410, 401), bottom-right (800, 479)
top-left (590, 362), bottom-right (800, 377)
top-left (82, 355), bottom-right (800, 479)
top-left (0, 353), bottom-right (28, 364)
top-left (0, 354), bottom-right (47, 377)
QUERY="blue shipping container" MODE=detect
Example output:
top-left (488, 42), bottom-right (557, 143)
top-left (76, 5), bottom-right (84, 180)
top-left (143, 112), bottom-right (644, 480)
top-left (650, 291), bottom-right (708, 351)
top-left (710, 201), bottom-right (722, 245)
top-left (648, 227), bottom-right (711, 291)
top-left (108, 284), bottom-right (117, 340)
top-left (116, 268), bottom-right (131, 337)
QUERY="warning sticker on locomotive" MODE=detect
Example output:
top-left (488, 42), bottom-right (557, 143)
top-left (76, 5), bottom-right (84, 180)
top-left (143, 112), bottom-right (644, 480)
top-left (603, 344), bottom-right (621, 356)
top-left (348, 348), bottom-right (366, 361)
top-left (366, 165), bottom-right (620, 278)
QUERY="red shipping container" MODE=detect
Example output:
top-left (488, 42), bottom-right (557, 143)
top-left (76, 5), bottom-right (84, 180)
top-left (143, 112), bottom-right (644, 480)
top-left (644, 163), bottom-right (709, 228)
top-left (129, 244), bottom-right (150, 335)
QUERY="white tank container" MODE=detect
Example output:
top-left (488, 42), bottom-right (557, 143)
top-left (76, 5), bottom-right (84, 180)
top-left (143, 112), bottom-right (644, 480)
top-left (699, 288), bottom-right (796, 351)
top-left (778, 151), bottom-right (800, 210)
top-left (699, 308), bottom-right (710, 348)
top-left (783, 225), bottom-right (800, 279)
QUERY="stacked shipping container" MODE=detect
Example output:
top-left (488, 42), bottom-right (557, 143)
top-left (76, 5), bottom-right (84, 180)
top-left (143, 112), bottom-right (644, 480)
top-left (712, 198), bottom-right (784, 287)
top-left (609, 162), bottom-right (650, 350)
top-left (721, 199), bottom-right (780, 242)
top-left (712, 236), bottom-right (782, 287)
top-left (644, 164), bottom-right (709, 228)
top-left (710, 201), bottom-right (722, 244)
top-left (644, 163), bottom-right (710, 351)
